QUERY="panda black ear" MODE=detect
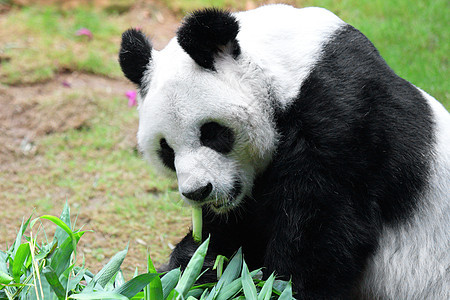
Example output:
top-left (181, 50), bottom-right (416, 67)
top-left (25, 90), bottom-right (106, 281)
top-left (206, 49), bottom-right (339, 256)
top-left (119, 28), bottom-right (152, 86)
top-left (176, 8), bottom-right (241, 71)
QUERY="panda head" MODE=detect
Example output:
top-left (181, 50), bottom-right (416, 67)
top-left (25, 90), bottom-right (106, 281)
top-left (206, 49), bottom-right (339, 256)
top-left (119, 9), bottom-right (277, 213)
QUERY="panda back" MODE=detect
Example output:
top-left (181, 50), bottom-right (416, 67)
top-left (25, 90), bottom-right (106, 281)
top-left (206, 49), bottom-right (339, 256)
top-left (359, 92), bottom-right (450, 298)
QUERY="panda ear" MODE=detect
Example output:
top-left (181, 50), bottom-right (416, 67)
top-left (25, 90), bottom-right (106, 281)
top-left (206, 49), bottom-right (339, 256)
top-left (119, 28), bottom-right (152, 86)
top-left (176, 8), bottom-right (241, 71)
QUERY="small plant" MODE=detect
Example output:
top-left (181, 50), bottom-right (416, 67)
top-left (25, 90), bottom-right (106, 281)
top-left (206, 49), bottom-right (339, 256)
top-left (0, 203), bottom-right (293, 299)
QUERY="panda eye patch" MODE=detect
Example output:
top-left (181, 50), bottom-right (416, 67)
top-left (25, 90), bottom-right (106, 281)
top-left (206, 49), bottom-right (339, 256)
top-left (200, 122), bottom-right (234, 154)
top-left (157, 138), bottom-right (176, 171)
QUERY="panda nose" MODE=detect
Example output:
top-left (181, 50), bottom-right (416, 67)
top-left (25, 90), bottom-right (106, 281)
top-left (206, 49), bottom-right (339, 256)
top-left (182, 183), bottom-right (213, 202)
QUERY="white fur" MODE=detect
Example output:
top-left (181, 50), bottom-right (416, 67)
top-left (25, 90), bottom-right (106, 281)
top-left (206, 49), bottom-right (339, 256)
top-left (137, 5), bottom-right (343, 211)
top-left (359, 90), bottom-right (450, 299)
top-left (235, 5), bottom-right (345, 108)
top-left (137, 39), bottom-right (277, 211)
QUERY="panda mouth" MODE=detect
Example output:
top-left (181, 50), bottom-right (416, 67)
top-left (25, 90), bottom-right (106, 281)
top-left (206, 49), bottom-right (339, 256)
top-left (212, 200), bottom-right (233, 209)
top-left (211, 181), bottom-right (242, 211)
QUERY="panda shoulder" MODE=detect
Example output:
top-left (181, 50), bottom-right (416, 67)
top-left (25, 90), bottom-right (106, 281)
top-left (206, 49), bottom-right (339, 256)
top-left (235, 4), bottom-right (345, 34)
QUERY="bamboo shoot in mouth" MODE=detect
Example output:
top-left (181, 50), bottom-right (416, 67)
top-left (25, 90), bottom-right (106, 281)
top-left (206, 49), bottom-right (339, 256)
top-left (192, 206), bottom-right (202, 244)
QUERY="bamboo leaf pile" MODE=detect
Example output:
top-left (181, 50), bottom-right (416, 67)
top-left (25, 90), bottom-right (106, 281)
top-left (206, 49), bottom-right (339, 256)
top-left (0, 203), bottom-right (293, 299)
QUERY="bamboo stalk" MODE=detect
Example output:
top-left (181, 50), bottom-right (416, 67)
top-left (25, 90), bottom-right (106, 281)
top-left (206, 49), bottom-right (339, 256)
top-left (192, 207), bottom-right (202, 244)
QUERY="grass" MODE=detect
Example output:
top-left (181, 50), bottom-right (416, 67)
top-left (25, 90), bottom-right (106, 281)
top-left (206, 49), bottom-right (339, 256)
top-left (302, 0), bottom-right (449, 106)
top-left (0, 6), bottom-right (126, 85)
top-left (161, 0), bottom-right (236, 14)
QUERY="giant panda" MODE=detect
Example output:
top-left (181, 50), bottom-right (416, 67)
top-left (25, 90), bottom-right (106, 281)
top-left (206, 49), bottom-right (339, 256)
top-left (118, 4), bottom-right (449, 299)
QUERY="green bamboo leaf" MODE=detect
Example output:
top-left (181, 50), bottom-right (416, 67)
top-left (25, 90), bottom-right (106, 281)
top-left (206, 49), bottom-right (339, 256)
top-left (50, 231), bottom-right (84, 276)
top-left (54, 201), bottom-right (71, 247)
top-left (145, 252), bottom-right (163, 300)
top-left (277, 280), bottom-right (292, 300)
top-left (199, 289), bottom-right (209, 300)
top-left (215, 278), bottom-right (242, 300)
top-left (114, 273), bottom-right (158, 298)
top-left (42, 266), bottom-right (66, 300)
top-left (87, 245), bottom-right (128, 290)
top-left (0, 270), bottom-right (13, 290)
top-left (161, 268), bottom-right (180, 299)
top-left (115, 270), bottom-right (125, 287)
top-left (272, 280), bottom-right (289, 295)
top-left (0, 253), bottom-right (8, 292)
top-left (0, 252), bottom-right (7, 273)
top-left (147, 273), bottom-right (163, 299)
top-left (67, 268), bottom-right (86, 292)
top-left (212, 255), bottom-right (228, 280)
top-left (206, 248), bottom-right (243, 300)
top-left (25, 273), bottom-right (53, 300)
top-left (257, 273), bottom-right (275, 300)
top-left (130, 291), bottom-right (144, 299)
top-left (205, 281), bottom-right (224, 300)
top-left (58, 260), bottom-right (75, 291)
top-left (175, 237), bottom-right (210, 299)
top-left (241, 261), bottom-right (257, 300)
top-left (167, 290), bottom-right (176, 300)
top-left (33, 241), bottom-right (57, 261)
top-left (147, 252), bottom-right (157, 274)
top-left (104, 272), bottom-right (118, 291)
top-left (37, 215), bottom-right (77, 257)
top-left (69, 291), bottom-right (129, 299)
top-left (217, 248), bottom-right (242, 286)
top-left (186, 288), bottom-right (204, 298)
top-left (12, 243), bottom-right (30, 283)
top-left (11, 217), bottom-right (31, 258)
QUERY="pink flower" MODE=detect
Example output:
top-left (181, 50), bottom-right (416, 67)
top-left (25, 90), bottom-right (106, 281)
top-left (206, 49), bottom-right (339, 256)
top-left (126, 90), bottom-right (137, 107)
top-left (76, 28), bottom-right (93, 40)
top-left (61, 80), bottom-right (71, 88)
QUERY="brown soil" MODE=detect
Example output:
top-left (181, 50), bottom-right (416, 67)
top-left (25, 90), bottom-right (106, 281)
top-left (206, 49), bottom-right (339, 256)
top-left (0, 73), bottom-right (128, 165)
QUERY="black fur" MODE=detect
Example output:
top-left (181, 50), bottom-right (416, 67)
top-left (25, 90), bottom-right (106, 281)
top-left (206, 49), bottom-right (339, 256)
top-left (200, 122), bottom-right (235, 154)
top-left (119, 29), bottom-right (152, 86)
top-left (176, 8), bottom-right (241, 70)
top-left (168, 24), bottom-right (434, 299)
top-left (158, 138), bottom-right (175, 171)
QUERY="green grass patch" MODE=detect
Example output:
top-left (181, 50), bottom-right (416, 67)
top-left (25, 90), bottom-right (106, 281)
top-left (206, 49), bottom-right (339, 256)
top-left (303, 0), bottom-right (449, 107)
top-left (161, 0), bottom-right (233, 14)
top-left (0, 6), bottom-right (126, 85)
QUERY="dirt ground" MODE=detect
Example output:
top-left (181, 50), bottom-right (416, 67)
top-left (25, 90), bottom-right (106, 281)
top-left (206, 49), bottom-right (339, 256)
top-left (0, 0), bottom-right (186, 276)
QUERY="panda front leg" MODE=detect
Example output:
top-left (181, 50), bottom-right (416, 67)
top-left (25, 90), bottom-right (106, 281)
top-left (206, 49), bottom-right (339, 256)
top-left (165, 207), bottom-right (246, 283)
top-left (165, 230), bottom-right (219, 283)
top-left (264, 202), bottom-right (379, 299)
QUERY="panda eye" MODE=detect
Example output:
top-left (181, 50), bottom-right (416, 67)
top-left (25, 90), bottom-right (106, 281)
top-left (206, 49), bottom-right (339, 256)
top-left (157, 138), bottom-right (175, 171)
top-left (200, 122), bottom-right (234, 154)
